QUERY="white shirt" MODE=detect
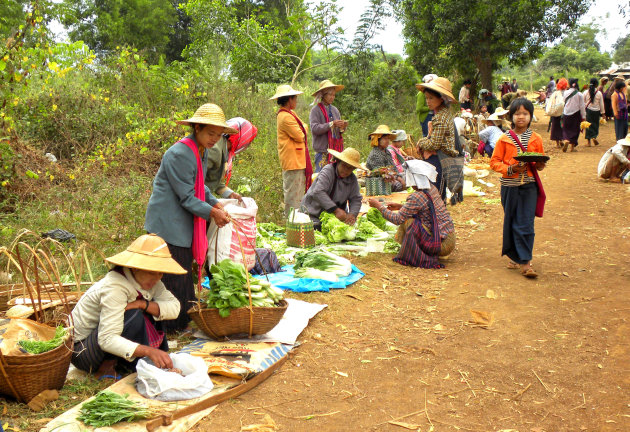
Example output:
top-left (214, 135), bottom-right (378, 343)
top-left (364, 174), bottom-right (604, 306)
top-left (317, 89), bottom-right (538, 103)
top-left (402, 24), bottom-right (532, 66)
top-left (563, 89), bottom-right (586, 118)
top-left (459, 86), bottom-right (470, 103)
top-left (71, 267), bottom-right (180, 361)
top-left (478, 126), bottom-right (503, 149)
top-left (583, 89), bottom-right (605, 112)
top-left (598, 143), bottom-right (630, 178)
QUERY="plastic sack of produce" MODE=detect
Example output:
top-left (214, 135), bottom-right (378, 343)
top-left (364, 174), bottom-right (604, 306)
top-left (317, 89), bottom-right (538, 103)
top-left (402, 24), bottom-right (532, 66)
top-left (136, 353), bottom-right (213, 401)
top-left (207, 197), bottom-right (258, 270)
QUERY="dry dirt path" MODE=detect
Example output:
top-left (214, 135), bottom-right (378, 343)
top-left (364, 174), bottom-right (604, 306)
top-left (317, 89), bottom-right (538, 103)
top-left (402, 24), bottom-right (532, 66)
top-left (196, 109), bottom-right (630, 432)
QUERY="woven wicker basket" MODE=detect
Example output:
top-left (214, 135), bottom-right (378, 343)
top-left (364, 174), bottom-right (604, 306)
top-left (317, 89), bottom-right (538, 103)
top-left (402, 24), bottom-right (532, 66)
top-left (365, 177), bottom-right (392, 196)
top-left (188, 300), bottom-right (288, 339)
top-left (0, 336), bottom-right (73, 403)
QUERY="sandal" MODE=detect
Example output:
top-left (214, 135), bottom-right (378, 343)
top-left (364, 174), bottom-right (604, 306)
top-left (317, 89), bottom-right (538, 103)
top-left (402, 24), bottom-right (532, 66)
top-left (521, 267), bottom-right (538, 279)
top-left (97, 373), bottom-right (122, 381)
top-left (507, 261), bottom-right (519, 269)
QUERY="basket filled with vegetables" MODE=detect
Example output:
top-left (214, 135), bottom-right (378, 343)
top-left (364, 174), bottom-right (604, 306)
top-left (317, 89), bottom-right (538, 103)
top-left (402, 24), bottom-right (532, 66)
top-left (0, 321), bottom-right (72, 403)
top-left (188, 259), bottom-right (287, 339)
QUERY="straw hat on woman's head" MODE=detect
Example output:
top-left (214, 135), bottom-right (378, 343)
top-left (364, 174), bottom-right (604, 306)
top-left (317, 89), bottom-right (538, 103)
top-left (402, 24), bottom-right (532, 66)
top-left (415, 77), bottom-right (456, 103)
top-left (176, 103), bottom-right (238, 134)
top-left (494, 107), bottom-right (509, 117)
top-left (328, 147), bottom-right (361, 169)
top-left (270, 84), bottom-right (303, 100)
top-left (312, 79), bottom-right (344, 96)
top-left (368, 124), bottom-right (397, 146)
top-left (106, 234), bottom-right (187, 275)
top-left (482, 113), bottom-right (502, 125)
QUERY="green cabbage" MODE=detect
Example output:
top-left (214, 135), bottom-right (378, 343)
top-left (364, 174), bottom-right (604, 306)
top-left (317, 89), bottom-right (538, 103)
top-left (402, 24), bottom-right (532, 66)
top-left (355, 217), bottom-right (383, 241)
top-left (367, 207), bottom-right (388, 230)
top-left (320, 212), bottom-right (357, 243)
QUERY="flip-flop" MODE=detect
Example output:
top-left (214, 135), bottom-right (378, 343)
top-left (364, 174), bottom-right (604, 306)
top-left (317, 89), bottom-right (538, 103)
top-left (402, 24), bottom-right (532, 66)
top-left (521, 267), bottom-right (538, 279)
top-left (98, 373), bottom-right (122, 381)
top-left (507, 261), bottom-right (519, 269)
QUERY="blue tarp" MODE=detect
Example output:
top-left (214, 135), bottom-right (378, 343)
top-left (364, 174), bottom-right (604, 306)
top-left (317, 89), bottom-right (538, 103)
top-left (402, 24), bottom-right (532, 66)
top-left (202, 264), bottom-right (365, 293)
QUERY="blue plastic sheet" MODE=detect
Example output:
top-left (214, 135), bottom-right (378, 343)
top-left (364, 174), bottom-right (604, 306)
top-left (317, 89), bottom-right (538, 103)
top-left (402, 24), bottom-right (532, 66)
top-left (202, 265), bottom-right (365, 293)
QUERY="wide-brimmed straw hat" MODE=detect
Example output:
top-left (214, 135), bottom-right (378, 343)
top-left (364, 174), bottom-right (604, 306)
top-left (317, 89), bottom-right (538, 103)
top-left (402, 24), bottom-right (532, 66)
top-left (415, 77), bottom-right (456, 103)
top-left (312, 79), bottom-right (344, 96)
top-left (482, 113), bottom-right (502, 123)
top-left (270, 84), bottom-right (303, 100)
top-left (176, 104), bottom-right (238, 134)
top-left (494, 107), bottom-right (509, 117)
top-left (105, 234), bottom-right (187, 275)
top-left (368, 124), bottom-right (397, 140)
top-left (328, 147), bottom-right (361, 169)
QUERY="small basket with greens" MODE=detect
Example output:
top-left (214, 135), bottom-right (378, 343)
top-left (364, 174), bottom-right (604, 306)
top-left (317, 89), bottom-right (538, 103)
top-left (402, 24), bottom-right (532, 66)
top-left (188, 259), bottom-right (287, 339)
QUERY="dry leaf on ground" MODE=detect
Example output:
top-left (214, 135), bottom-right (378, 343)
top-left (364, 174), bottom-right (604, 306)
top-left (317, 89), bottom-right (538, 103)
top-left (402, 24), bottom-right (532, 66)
top-left (470, 310), bottom-right (494, 328)
top-left (388, 420), bottom-right (421, 429)
top-left (240, 414), bottom-right (278, 431)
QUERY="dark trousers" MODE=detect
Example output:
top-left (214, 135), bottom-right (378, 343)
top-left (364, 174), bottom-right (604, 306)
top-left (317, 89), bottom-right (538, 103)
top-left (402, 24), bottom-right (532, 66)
top-left (71, 309), bottom-right (168, 373)
top-left (424, 154), bottom-right (444, 201)
top-left (161, 243), bottom-right (195, 332)
top-left (614, 118), bottom-right (628, 141)
top-left (500, 183), bottom-right (537, 264)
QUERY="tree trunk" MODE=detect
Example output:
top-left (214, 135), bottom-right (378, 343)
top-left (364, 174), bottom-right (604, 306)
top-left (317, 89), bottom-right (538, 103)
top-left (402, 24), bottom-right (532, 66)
top-left (474, 56), bottom-right (493, 92)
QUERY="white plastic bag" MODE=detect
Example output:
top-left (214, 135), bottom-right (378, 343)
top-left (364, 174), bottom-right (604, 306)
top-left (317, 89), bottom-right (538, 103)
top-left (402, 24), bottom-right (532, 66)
top-left (207, 197), bottom-right (258, 270)
top-left (136, 353), bottom-right (213, 401)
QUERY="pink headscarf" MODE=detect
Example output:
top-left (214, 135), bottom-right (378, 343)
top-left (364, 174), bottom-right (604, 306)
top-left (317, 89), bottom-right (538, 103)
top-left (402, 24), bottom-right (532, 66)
top-left (225, 118), bottom-right (258, 185)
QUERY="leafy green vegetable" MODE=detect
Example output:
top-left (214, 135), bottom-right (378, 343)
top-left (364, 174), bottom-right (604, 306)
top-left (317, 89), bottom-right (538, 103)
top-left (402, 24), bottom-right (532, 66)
top-left (355, 217), bottom-right (383, 241)
top-left (204, 259), bottom-right (284, 317)
top-left (367, 207), bottom-right (387, 230)
top-left (320, 212), bottom-right (357, 243)
top-left (384, 239), bottom-right (401, 253)
top-left (293, 249), bottom-right (352, 278)
top-left (18, 325), bottom-right (66, 354)
top-left (78, 391), bottom-right (152, 427)
top-left (315, 230), bottom-right (329, 245)
top-left (294, 267), bottom-right (339, 282)
top-left (518, 152), bottom-right (543, 156)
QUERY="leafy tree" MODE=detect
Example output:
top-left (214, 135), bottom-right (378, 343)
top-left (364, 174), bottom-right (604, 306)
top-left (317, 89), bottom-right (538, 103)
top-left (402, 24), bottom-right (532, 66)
top-left (540, 23), bottom-right (611, 73)
top-left (613, 34), bottom-right (630, 64)
top-left (562, 23), bottom-right (601, 52)
top-left (62, 0), bottom-right (178, 63)
top-left (397, 0), bottom-right (592, 90)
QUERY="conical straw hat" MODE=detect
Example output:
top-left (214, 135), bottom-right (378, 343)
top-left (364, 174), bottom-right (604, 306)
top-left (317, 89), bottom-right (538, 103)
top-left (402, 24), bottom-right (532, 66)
top-left (415, 77), bottom-right (456, 103)
top-left (311, 79), bottom-right (344, 96)
top-left (328, 147), bottom-right (361, 169)
top-left (367, 124), bottom-right (397, 140)
top-left (176, 104), bottom-right (238, 134)
top-left (269, 84), bottom-right (303, 100)
top-left (105, 234), bottom-right (187, 275)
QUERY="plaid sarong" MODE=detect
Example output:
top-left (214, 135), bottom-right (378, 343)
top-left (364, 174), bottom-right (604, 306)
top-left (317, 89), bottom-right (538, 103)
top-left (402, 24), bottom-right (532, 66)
top-left (393, 191), bottom-right (444, 269)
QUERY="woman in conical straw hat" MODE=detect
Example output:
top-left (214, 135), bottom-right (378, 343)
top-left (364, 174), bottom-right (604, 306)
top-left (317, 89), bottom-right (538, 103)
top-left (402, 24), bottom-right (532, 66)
top-left (71, 234), bottom-right (185, 380)
top-left (415, 77), bottom-right (458, 201)
top-left (300, 147), bottom-right (363, 229)
top-left (145, 103), bottom-right (237, 332)
top-left (271, 84), bottom-right (313, 217)
top-left (309, 79), bottom-right (348, 173)
top-left (366, 124), bottom-right (406, 192)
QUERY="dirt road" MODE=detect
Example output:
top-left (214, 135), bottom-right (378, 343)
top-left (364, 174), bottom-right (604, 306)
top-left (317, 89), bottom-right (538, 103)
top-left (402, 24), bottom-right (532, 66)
top-left (196, 109), bottom-right (630, 432)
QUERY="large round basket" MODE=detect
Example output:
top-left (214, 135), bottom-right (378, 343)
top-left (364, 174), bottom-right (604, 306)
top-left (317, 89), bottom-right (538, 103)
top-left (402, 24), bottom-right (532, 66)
top-left (0, 336), bottom-right (73, 403)
top-left (188, 300), bottom-right (288, 339)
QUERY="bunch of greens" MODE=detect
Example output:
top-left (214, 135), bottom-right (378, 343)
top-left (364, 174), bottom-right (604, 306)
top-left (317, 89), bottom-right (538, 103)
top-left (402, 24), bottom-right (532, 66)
top-left (78, 391), bottom-right (153, 427)
top-left (315, 230), bottom-right (329, 245)
top-left (258, 222), bottom-right (285, 237)
top-left (355, 217), bottom-right (383, 241)
top-left (384, 238), bottom-right (401, 253)
top-left (518, 152), bottom-right (544, 156)
top-left (320, 212), bottom-right (357, 243)
top-left (18, 325), bottom-right (67, 354)
top-left (293, 249), bottom-right (352, 281)
top-left (204, 259), bottom-right (284, 317)
top-left (366, 208), bottom-right (388, 230)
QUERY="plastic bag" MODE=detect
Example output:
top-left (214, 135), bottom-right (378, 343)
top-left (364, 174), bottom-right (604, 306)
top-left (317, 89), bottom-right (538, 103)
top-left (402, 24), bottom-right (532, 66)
top-left (207, 197), bottom-right (258, 270)
top-left (136, 353), bottom-right (213, 401)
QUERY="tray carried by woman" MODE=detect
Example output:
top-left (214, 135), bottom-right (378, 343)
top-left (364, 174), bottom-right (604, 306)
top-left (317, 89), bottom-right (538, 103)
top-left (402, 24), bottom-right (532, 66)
top-left (514, 152), bottom-right (550, 163)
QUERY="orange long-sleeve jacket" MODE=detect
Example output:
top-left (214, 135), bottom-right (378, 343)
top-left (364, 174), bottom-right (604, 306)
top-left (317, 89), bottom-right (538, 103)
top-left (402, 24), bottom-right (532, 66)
top-left (490, 131), bottom-right (545, 178)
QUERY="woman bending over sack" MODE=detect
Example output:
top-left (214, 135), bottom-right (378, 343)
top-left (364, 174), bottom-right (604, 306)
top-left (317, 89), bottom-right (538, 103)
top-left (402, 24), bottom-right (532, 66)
top-left (301, 148), bottom-right (362, 229)
top-left (71, 234), bottom-right (184, 380)
top-left (368, 160), bottom-right (456, 269)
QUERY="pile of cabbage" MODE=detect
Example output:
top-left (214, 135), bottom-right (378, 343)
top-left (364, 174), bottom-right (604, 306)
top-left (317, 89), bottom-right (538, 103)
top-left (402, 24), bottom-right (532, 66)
top-left (319, 208), bottom-right (390, 243)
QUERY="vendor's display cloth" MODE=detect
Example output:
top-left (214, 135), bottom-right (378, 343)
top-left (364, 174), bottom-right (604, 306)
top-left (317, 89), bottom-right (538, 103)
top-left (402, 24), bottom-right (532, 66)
top-left (252, 264), bottom-right (364, 293)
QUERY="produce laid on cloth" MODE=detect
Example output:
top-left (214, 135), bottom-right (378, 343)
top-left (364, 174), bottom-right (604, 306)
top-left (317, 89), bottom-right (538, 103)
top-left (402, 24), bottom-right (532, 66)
top-left (204, 259), bottom-right (284, 317)
top-left (18, 325), bottom-right (67, 354)
top-left (293, 248), bottom-right (352, 282)
top-left (78, 391), bottom-right (155, 427)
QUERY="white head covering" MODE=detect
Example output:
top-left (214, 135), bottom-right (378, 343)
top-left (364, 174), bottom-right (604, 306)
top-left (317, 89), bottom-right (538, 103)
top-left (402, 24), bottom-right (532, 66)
top-left (423, 74), bottom-right (438, 83)
top-left (391, 129), bottom-right (407, 142)
top-left (404, 160), bottom-right (437, 190)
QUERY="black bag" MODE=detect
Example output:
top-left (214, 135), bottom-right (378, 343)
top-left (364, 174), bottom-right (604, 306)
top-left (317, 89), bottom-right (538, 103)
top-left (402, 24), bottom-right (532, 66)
top-left (249, 248), bottom-right (284, 275)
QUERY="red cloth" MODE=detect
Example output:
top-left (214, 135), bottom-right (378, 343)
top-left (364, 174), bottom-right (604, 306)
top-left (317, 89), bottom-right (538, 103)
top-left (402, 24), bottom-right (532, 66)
top-left (317, 103), bottom-right (344, 164)
top-left (136, 292), bottom-right (164, 348)
top-left (180, 137), bottom-right (208, 290)
top-left (225, 118), bottom-right (258, 185)
top-left (278, 108), bottom-right (313, 191)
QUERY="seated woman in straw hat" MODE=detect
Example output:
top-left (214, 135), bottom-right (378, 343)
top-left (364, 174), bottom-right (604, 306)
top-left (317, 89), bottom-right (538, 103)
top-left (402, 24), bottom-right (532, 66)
top-left (301, 148), bottom-right (363, 229)
top-left (71, 234), bottom-right (184, 380)
top-left (368, 160), bottom-right (456, 269)
top-left (309, 79), bottom-right (348, 173)
top-left (366, 124), bottom-right (406, 192)
top-left (145, 103), bottom-right (238, 332)
top-left (415, 77), bottom-right (458, 200)
top-left (271, 84), bottom-right (313, 217)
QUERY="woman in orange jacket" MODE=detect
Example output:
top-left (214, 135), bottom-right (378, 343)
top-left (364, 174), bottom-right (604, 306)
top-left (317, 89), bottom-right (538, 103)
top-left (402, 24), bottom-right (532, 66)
top-left (490, 98), bottom-right (546, 278)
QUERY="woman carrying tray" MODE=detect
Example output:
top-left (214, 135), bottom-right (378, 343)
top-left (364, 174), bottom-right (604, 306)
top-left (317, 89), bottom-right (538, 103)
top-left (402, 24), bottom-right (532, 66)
top-left (368, 160), bottom-right (456, 269)
top-left (490, 98), bottom-right (546, 279)
top-left (71, 234), bottom-right (184, 380)
top-left (301, 148), bottom-right (362, 229)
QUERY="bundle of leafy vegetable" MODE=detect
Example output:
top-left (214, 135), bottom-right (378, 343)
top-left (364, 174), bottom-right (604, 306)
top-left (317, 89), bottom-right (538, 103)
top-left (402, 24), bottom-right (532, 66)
top-left (78, 391), bottom-right (153, 427)
top-left (320, 212), bottom-right (357, 243)
top-left (355, 217), bottom-right (383, 241)
top-left (293, 249), bottom-right (352, 281)
top-left (204, 259), bottom-right (284, 317)
top-left (367, 208), bottom-right (387, 230)
top-left (18, 325), bottom-right (67, 354)
top-left (518, 152), bottom-right (544, 156)
top-left (384, 238), bottom-right (401, 253)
